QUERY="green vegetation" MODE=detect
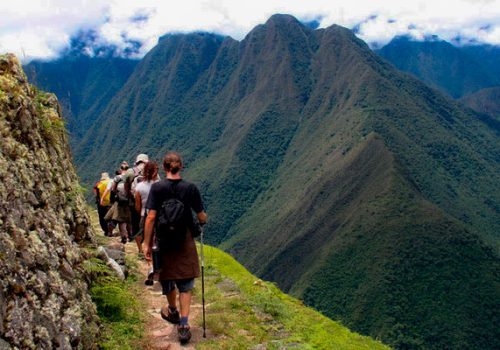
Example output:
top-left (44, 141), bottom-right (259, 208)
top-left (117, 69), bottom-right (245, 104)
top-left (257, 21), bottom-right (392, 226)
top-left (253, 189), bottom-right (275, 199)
top-left (85, 207), bottom-right (388, 349)
top-left (376, 36), bottom-right (499, 98)
top-left (28, 14), bottom-right (500, 349)
top-left (24, 54), bottom-right (138, 145)
top-left (195, 244), bottom-right (390, 349)
top-left (460, 86), bottom-right (500, 121)
top-left (33, 89), bottom-right (67, 142)
top-left (83, 248), bottom-right (147, 350)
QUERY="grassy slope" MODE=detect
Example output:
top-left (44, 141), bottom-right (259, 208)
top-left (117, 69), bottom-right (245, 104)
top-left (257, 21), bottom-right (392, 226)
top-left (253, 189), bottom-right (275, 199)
top-left (196, 244), bottom-right (390, 350)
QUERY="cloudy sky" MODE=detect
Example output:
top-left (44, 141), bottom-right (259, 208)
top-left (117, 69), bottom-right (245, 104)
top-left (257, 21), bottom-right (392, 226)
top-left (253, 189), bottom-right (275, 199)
top-left (1, 0), bottom-right (499, 61)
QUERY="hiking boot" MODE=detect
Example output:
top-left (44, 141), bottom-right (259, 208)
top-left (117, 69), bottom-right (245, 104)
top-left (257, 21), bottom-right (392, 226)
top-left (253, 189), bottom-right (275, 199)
top-left (160, 306), bottom-right (180, 324)
top-left (177, 325), bottom-right (192, 344)
top-left (144, 267), bottom-right (154, 286)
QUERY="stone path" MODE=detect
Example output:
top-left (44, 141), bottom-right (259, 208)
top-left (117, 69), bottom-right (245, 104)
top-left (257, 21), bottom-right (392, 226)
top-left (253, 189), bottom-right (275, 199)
top-left (123, 241), bottom-right (206, 350)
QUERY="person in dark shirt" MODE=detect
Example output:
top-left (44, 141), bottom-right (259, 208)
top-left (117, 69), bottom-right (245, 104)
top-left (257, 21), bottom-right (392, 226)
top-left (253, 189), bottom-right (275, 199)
top-left (143, 151), bottom-right (207, 344)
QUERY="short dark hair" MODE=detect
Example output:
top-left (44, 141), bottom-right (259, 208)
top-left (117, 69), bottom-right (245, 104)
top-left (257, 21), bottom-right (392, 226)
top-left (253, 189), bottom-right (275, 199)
top-left (163, 151), bottom-right (183, 174)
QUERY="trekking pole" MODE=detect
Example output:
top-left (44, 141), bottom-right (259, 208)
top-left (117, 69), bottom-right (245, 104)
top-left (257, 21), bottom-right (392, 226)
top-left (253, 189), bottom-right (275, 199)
top-left (200, 226), bottom-right (206, 338)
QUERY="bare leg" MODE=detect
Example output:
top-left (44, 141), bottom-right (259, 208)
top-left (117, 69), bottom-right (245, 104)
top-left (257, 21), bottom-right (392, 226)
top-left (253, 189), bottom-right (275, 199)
top-left (167, 289), bottom-right (177, 309)
top-left (119, 222), bottom-right (128, 241)
top-left (107, 221), bottom-right (114, 236)
top-left (179, 291), bottom-right (192, 318)
top-left (135, 235), bottom-right (143, 253)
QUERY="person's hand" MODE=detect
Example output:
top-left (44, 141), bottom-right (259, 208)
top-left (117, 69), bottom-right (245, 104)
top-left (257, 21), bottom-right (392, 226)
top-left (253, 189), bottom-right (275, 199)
top-left (143, 244), bottom-right (152, 262)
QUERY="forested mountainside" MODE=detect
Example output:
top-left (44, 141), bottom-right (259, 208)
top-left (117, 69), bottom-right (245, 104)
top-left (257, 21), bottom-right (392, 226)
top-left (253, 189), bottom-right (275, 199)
top-left (67, 15), bottom-right (500, 349)
top-left (24, 54), bottom-right (137, 145)
top-left (376, 36), bottom-right (500, 98)
top-left (0, 54), bottom-right (99, 349)
top-left (1, 52), bottom-right (391, 350)
top-left (27, 14), bottom-right (499, 349)
top-left (460, 86), bottom-right (500, 121)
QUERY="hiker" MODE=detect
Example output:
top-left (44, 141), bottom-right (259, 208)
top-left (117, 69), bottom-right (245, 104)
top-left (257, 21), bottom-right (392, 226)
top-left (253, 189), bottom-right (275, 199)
top-left (104, 162), bottom-right (133, 244)
top-left (134, 161), bottom-right (159, 257)
top-left (129, 154), bottom-right (149, 243)
top-left (93, 172), bottom-right (111, 235)
top-left (101, 169), bottom-right (121, 236)
top-left (132, 153), bottom-right (149, 190)
top-left (143, 151), bottom-right (207, 344)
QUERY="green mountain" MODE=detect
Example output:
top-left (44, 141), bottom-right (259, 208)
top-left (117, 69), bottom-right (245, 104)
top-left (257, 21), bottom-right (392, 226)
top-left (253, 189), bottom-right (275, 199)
top-left (24, 54), bottom-right (138, 145)
top-left (376, 36), bottom-right (499, 98)
top-left (72, 14), bottom-right (498, 349)
top-left (460, 86), bottom-right (500, 121)
top-left (461, 44), bottom-right (500, 82)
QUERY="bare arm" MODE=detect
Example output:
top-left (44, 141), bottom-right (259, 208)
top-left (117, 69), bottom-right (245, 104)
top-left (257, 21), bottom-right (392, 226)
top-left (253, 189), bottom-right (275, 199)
top-left (143, 210), bottom-right (157, 262)
top-left (100, 188), bottom-right (110, 205)
top-left (101, 180), bottom-right (116, 205)
top-left (135, 192), bottom-right (142, 214)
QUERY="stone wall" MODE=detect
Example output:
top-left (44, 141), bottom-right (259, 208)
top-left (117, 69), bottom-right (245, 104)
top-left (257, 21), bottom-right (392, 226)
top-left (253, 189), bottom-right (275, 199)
top-left (0, 54), bottom-right (99, 349)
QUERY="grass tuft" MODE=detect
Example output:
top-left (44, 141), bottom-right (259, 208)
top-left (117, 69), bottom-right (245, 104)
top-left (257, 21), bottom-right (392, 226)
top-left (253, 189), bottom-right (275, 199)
top-left (84, 248), bottom-right (147, 350)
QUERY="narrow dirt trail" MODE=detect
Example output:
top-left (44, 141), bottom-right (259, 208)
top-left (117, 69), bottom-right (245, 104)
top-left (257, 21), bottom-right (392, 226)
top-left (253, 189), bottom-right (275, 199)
top-left (124, 242), bottom-right (206, 349)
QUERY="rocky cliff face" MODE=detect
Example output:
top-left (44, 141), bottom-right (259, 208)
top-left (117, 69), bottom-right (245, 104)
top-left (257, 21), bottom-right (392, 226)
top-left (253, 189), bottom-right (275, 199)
top-left (0, 54), bottom-right (99, 349)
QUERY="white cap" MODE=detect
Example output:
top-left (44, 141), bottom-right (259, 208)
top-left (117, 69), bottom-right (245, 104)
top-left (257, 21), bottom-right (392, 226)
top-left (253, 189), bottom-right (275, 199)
top-left (135, 154), bottom-right (149, 165)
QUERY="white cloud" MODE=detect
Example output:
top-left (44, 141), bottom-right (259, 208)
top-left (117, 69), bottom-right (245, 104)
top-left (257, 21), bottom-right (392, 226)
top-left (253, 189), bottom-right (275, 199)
top-left (1, 0), bottom-right (499, 61)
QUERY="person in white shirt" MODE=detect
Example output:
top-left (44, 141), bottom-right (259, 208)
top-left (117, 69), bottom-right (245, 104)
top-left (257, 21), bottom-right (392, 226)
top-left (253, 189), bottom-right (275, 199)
top-left (134, 161), bottom-right (159, 256)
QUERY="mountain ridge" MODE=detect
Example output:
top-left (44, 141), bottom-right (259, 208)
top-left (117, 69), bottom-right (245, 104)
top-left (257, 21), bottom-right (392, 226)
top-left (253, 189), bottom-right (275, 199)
top-left (26, 14), bottom-right (500, 349)
top-left (24, 54), bottom-right (138, 145)
top-left (376, 35), bottom-right (500, 98)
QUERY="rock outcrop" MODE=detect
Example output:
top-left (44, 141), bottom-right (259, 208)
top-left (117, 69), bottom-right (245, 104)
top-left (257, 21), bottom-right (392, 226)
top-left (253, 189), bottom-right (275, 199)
top-left (0, 54), bottom-right (99, 349)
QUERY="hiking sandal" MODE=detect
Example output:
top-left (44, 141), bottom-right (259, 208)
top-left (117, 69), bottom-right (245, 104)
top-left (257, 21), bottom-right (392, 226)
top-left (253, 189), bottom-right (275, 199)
top-left (160, 306), bottom-right (180, 324)
top-left (177, 325), bottom-right (192, 344)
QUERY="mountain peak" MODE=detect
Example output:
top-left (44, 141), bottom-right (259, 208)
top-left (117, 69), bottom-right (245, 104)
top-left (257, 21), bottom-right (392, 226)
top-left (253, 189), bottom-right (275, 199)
top-left (387, 34), bottom-right (449, 48)
top-left (158, 31), bottom-right (226, 44)
top-left (265, 13), bottom-right (302, 26)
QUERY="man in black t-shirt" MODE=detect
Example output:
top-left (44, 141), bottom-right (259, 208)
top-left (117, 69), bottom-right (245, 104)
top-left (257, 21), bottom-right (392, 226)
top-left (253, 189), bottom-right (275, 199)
top-left (143, 151), bottom-right (207, 345)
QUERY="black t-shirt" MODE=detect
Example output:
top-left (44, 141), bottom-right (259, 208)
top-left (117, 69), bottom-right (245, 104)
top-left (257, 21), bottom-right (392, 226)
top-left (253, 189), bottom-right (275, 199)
top-left (146, 179), bottom-right (204, 226)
